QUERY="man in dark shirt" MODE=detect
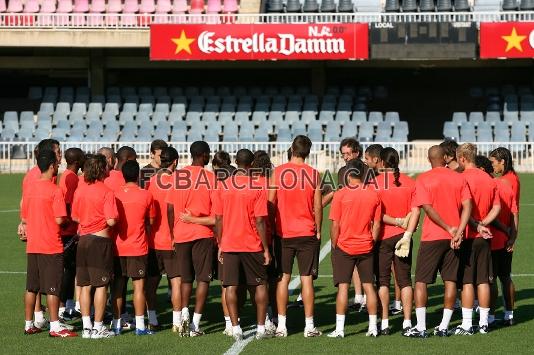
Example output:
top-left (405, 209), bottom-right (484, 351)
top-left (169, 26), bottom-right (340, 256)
top-left (140, 140), bottom-right (169, 189)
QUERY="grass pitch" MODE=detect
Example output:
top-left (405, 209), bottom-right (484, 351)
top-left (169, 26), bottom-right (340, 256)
top-left (0, 173), bottom-right (532, 354)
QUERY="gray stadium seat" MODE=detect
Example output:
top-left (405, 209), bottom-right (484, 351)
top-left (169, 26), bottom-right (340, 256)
top-left (352, 111), bottom-right (366, 124)
top-left (420, 0), bottom-right (435, 11)
top-left (469, 112), bottom-right (484, 125)
top-left (452, 112), bottom-right (468, 124)
top-left (368, 111), bottom-right (383, 124)
top-left (402, 0), bottom-right (417, 11)
top-left (486, 111), bottom-right (501, 125)
top-left (443, 121), bottom-right (459, 139)
top-left (377, 122), bottom-right (392, 137)
top-left (308, 128), bottom-right (323, 142)
top-left (321, 0), bottom-right (337, 11)
top-left (337, 0), bottom-right (354, 12)
top-left (384, 112), bottom-right (400, 124)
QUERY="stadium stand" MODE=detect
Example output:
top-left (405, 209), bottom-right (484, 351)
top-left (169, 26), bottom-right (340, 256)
top-left (0, 85), bottom-right (409, 143)
top-left (442, 85), bottom-right (534, 142)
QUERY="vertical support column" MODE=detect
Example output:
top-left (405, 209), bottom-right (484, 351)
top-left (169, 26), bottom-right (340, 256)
top-left (311, 62), bottom-right (326, 96)
top-left (89, 49), bottom-right (105, 97)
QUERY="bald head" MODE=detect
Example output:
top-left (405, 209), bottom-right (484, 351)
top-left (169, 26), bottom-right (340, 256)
top-left (428, 145), bottom-right (446, 168)
top-left (98, 147), bottom-right (116, 170)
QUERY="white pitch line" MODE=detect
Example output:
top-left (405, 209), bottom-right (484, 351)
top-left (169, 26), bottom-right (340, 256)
top-left (0, 209), bottom-right (19, 213)
top-left (311, 273), bottom-right (534, 278)
top-left (223, 329), bottom-right (255, 355)
top-left (0, 271), bottom-right (26, 274)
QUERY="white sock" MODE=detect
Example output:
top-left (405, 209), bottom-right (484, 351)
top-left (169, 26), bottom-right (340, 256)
top-left (233, 325), bottom-right (242, 334)
top-left (257, 324), bottom-right (265, 334)
top-left (135, 315), bottom-right (145, 331)
top-left (354, 294), bottom-right (363, 304)
top-left (394, 300), bottom-right (402, 309)
top-left (66, 299), bottom-right (75, 310)
top-left (112, 319), bottom-right (121, 330)
top-left (415, 307), bottom-right (426, 331)
top-left (461, 307), bottom-right (473, 329)
top-left (25, 320), bottom-right (33, 330)
top-left (277, 314), bottom-right (286, 329)
top-left (402, 319), bottom-right (412, 329)
top-left (479, 307), bottom-right (490, 327)
top-left (75, 301), bottom-right (81, 312)
top-left (192, 313), bottom-right (202, 331)
top-left (504, 310), bottom-right (514, 320)
top-left (304, 316), bottom-right (314, 330)
top-left (335, 314), bottom-right (345, 332)
top-left (381, 319), bottom-right (389, 330)
top-left (93, 321), bottom-right (103, 331)
top-left (50, 320), bottom-right (61, 332)
top-left (34, 311), bottom-right (44, 323)
top-left (439, 308), bottom-right (454, 331)
top-left (224, 316), bottom-right (232, 329)
top-left (172, 311), bottom-right (182, 326)
top-left (297, 293), bottom-right (303, 302)
top-left (147, 310), bottom-right (158, 326)
top-left (369, 314), bottom-right (378, 332)
top-left (82, 316), bottom-right (92, 330)
top-left (181, 307), bottom-right (190, 320)
top-left (362, 294), bottom-right (367, 305)
top-left (59, 307), bottom-right (66, 317)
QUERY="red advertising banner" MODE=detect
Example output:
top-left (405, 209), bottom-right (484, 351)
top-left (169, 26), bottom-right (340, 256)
top-left (150, 23), bottom-right (368, 61)
top-left (480, 22), bottom-right (534, 59)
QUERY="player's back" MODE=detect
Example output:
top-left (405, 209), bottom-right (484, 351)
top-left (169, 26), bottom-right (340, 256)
top-left (72, 181), bottom-right (116, 235)
top-left (274, 162), bottom-right (318, 238)
top-left (462, 168), bottom-right (498, 222)
top-left (148, 172), bottom-right (173, 250)
top-left (376, 172), bottom-right (415, 238)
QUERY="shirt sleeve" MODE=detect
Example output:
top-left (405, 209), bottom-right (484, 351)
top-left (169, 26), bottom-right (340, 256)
top-left (329, 192), bottom-right (341, 221)
top-left (460, 177), bottom-right (472, 202)
top-left (412, 177), bottom-right (431, 207)
top-left (52, 188), bottom-right (67, 218)
top-left (104, 190), bottom-right (119, 220)
top-left (253, 189), bottom-right (268, 217)
top-left (147, 193), bottom-right (156, 219)
top-left (212, 187), bottom-right (223, 216)
top-left (511, 192), bottom-right (519, 214)
top-left (20, 191), bottom-right (28, 220)
top-left (71, 189), bottom-right (80, 221)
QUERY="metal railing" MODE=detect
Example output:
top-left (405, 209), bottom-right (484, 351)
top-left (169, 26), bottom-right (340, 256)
top-left (0, 11), bottom-right (534, 29)
top-left (1, 141), bottom-right (533, 174)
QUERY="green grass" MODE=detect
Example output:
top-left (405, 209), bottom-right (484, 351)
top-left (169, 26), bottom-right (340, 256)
top-left (0, 173), bottom-right (533, 354)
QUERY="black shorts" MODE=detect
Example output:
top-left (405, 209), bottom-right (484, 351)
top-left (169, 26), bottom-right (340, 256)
top-left (114, 255), bottom-right (148, 279)
top-left (76, 235), bottom-right (114, 287)
top-left (266, 243), bottom-right (279, 282)
top-left (175, 238), bottom-right (214, 283)
top-left (222, 252), bottom-right (267, 287)
top-left (280, 236), bottom-right (320, 278)
top-left (62, 235), bottom-right (78, 270)
top-left (332, 248), bottom-right (374, 286)
top-left (376, 234), bottom-right (413, 289)
top-left (458, 238), bottom-right (493, 285)
top-left (147, 248), bottom-right (180, 279)
top-left (492, 249), bottom-right (513, 281)
top-left (415, 239), bottom-right (459, 284)
top-left (26, 253), bottom-right (63, 296)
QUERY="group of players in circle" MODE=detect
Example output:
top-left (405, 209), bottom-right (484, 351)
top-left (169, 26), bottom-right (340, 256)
top-left (18, 135), bottom-right (519, 340)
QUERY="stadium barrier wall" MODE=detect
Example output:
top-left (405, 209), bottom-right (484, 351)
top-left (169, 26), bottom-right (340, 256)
top-left (1, 141), bottom-right (533, 174)
top-left (1, 12), bottom-right (534, 29)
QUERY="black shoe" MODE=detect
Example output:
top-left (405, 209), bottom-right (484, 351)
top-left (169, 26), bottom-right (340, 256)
top-left (401, 327), bottom-right (411, 336)
top-left (502, 319), bottom-right (514, 327)
top-left (380, 327), bottom-right (391, 336)
top-left (433, 327), bottom-right (449, 337)
top-left (359, 304), bottom-right (367, 313)
top-left (479, 325), bottom-right (489, 334)
top-left (349, 302), bottom-right (361, 311)
top-left (62, 309), bottom-right (82, 321)
top-left (403, 327), bottom-right (429, 338)
top-left (287, 300), bottom-right (304, 309)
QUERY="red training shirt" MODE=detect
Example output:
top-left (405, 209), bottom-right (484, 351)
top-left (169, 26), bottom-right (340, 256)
top-left (502, 171), bottom-right (520, 209)
top-left (413, 167), bottom-right (472, 241)
top-left (329, 185), bottom-right (382, 255)
top-left (491, 179), bottom-right (518, 250)
top-left (72, 181), bottom-right (118, 236)
top-left (148, 172), bottom-right (174, 250)
top-left (214, 175), bottom-right (268, 253)
top-left (21, 179), bottom-right (66, 254)
top-left (59, 169), bottom-right (79, 237)
top-left (114, 184), bottom-right (155, 256)
top-left (273, 162), bottom-right (319, 238)
top-left (104, 169), bottom-right (125, 192)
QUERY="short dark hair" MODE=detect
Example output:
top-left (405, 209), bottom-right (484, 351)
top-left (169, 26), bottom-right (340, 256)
top-left (160, 147), bottom-right (179, 169)
top-left (365, 144), bottom-right (383, 158)
top-left (36, 139), bottom-right (60, 157)
top-left (37, 150), bottom-right (57, 173)
top-left (340, 138), bottom-right (362, 157)
top-left (345, 159), bottom-right (366, 180)
top-left (122, 160), bottom-right (140, 183)
top-left (212, 151), bottom-right (231, 168)
top-left (235, 149), bottom-right (254, 167)
top-left (252, 150), bottom-right (273, 177)
top-left (84, 154), bottom-right (107, 183)
top-left (291, 135), bottom-right (312, 159)
top-left (489, 147), bottom-right (515, 174)
top-left (475, 155), bottom-right (494, 176)
top-left (65, 147), bottom-right (85, 166)
top-left (190, 141), bottom-right (210, 159)
top-left (150, 139), bottom-right (168, 153)
top-left (116, 146), bottom-right (137, 163)
top-left (440, 139), bottom-right (459, 159)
